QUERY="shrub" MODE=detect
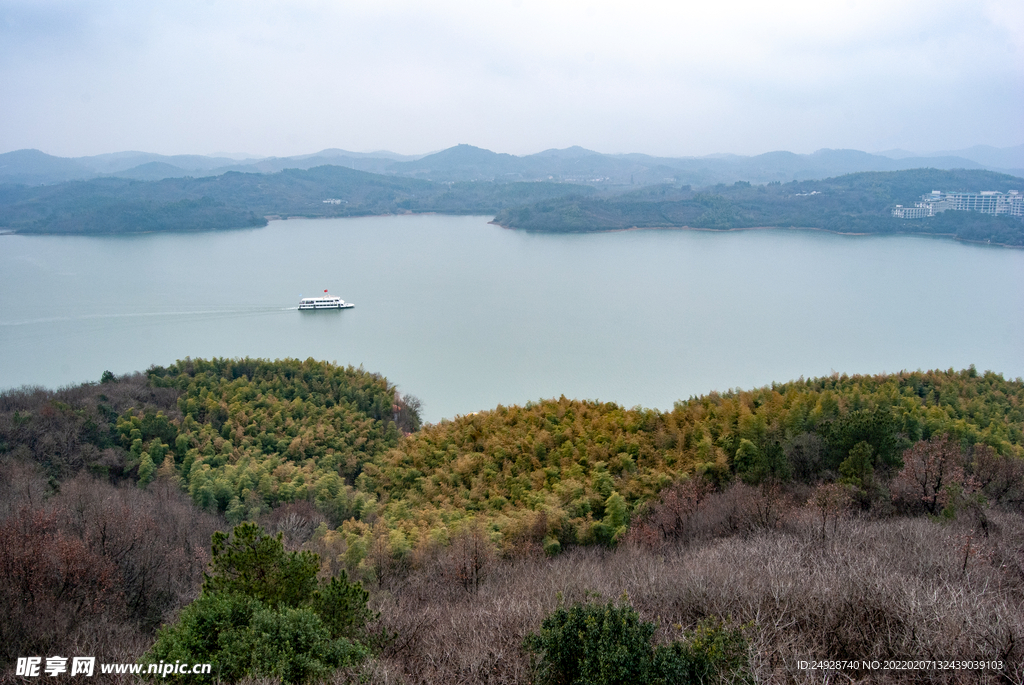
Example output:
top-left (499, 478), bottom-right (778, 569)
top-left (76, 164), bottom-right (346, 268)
top-left (524, 600), bottom-right (748, 685)
top-left (654, 617), bottom-right (750, 685)
top-left (525, 600), bottom-right (656, 685)
top-left (145, 593), bottom-right (367, 684)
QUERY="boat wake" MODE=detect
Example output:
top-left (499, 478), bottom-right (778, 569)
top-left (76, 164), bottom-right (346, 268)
top-left (0, 306), bottom-right (291, 328)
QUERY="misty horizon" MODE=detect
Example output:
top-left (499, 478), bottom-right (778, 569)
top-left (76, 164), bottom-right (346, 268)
top-left (2, 1), bottom-right (1020, 160)
top-left (6, 141), bottom-right (1024, 163)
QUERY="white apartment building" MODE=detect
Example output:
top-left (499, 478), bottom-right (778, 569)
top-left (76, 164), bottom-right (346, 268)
top-left (891, 204), bottom-right (931, 219)
top-left (892, 190), bottom-right (1024, 219)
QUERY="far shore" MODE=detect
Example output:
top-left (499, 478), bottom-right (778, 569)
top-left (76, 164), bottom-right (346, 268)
top-left (4, 215), bottom-right (1021, 249)
top-left (488, 219), bottom-right (1024, 249)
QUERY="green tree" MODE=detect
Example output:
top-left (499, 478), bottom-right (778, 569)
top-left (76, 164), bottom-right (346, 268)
top-left (735, 436), bottom-right (790, 484)
top-left (203, 522), bottom-right (320, 608)
top-left (603, 491), bottom-right (629, 543)
top-left (734, 439), bottom-right (761, 481)
top-left (825, 408), bottom-right (903, 473)
top-left (144, 593), bottom-right (365, 684)
top-left (839, 441), bottom-right (875, 491)
top-left (311, 573), bottom-right (375, 641)
top-left (137, 452), bottom-right (156, 487)
top-left (145, 523), bottom-right (372, 684)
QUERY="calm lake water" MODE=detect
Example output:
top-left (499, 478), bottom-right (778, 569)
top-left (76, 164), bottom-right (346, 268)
top-left (2, 215), bottom-right (1022, 422)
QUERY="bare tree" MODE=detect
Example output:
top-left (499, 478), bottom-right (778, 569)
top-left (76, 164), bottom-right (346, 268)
top-left (809, 482), bottom-right (853, 540)
top-left (971, 444), bottom-right (1024, 511)
top-left (892, 435), bottom-right (973, 515)
top-left (443, 521), bottom-right (496, 594)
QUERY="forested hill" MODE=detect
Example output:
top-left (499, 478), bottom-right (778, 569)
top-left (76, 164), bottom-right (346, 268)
top-left (494, 168), bottom-right (1024, 246)
top-left (3, 164), bottom-right (1022, 242)
top-left (3, 359), bottom-right (1022, 562)
top-left (0, 165), bottom-right (593, 234)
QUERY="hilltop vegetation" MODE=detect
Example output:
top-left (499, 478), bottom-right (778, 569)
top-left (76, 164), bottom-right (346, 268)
top-left (139, 358), bottom-right (410, 523)
top-left (3, 360), bottom-right (1024, 682)
top-left (494, 168), bottom-right (1024, 245)
top-left (344, 366), bottom-right (1023, 565)
top-left (5, 359), bottom-right (1021, 565)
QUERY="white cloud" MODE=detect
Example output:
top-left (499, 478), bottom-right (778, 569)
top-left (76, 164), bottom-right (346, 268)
top-left (1, 0), bottom-right (1020, 156)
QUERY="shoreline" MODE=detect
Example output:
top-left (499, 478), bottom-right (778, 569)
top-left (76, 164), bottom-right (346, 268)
top-left (487, 220), bottom-right (1024, 249)
top-left (5, 214), bottom-right (1021, 249)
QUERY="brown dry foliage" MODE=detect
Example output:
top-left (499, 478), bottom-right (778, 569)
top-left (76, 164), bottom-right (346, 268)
top-left (336, 504), bottom-right (1024, 685)
top-left (809, 481), bottom-right (854, 540)
top-left (0, 373), bottom-right (180, 481)
top-left (972, 444), bottom-right (1024, 511)
top-left (624, 474), bottom-right (714, 549)
top-left (0, 506), bottom-right (122, 663)
top-left (892, 435), bottom-right (974, 516)
top-left (625, 478), bottom-right (800, 553)
top-left (261, 500), bottom-right (328, 550)
top-left (0, 459), bottom-right (221, 670)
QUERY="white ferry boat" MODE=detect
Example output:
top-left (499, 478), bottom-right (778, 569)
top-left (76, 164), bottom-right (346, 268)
top-left (298, 291), bottom-right (354, 310)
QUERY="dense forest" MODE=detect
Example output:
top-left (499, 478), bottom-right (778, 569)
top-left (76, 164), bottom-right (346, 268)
top-left (2, 360), bottom-right (1023, 682)
top-left (2, 164), bottom-right (1021, 246)
top-left (494, 168), bottom-right (1024, 246)
top-left (0, 166), bottom-right (593, 234)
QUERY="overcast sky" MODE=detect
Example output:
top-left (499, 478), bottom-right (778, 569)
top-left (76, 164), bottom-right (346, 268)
top-left (1, 0), bottom-right (1021, 159)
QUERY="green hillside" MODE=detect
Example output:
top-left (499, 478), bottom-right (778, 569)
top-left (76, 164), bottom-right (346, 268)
top-left (5, 359), bottom-right (1021, 560)
top-left (4, 165), bottom-right (1020, 243)
top-left (494, 168), bottom-right (1024, 245)
top-left (0, 165), bottom-right (593, 234)
top-left (10, 359), bottom-right (1018, 574)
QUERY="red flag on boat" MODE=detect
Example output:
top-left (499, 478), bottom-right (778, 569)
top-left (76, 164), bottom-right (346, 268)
top-left (324, 289), bottom-right (328, 293)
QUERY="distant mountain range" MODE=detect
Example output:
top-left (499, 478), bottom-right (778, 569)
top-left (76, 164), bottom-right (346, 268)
top-left (2, 143), bottom-right (1022, 187)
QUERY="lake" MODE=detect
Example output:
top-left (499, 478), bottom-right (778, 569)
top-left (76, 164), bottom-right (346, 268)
top-left (1, 215), bottom-right (1022, 423)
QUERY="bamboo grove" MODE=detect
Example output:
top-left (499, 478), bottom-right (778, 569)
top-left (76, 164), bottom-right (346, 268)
top-left (98, 359), bottom-right (1024, 576)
